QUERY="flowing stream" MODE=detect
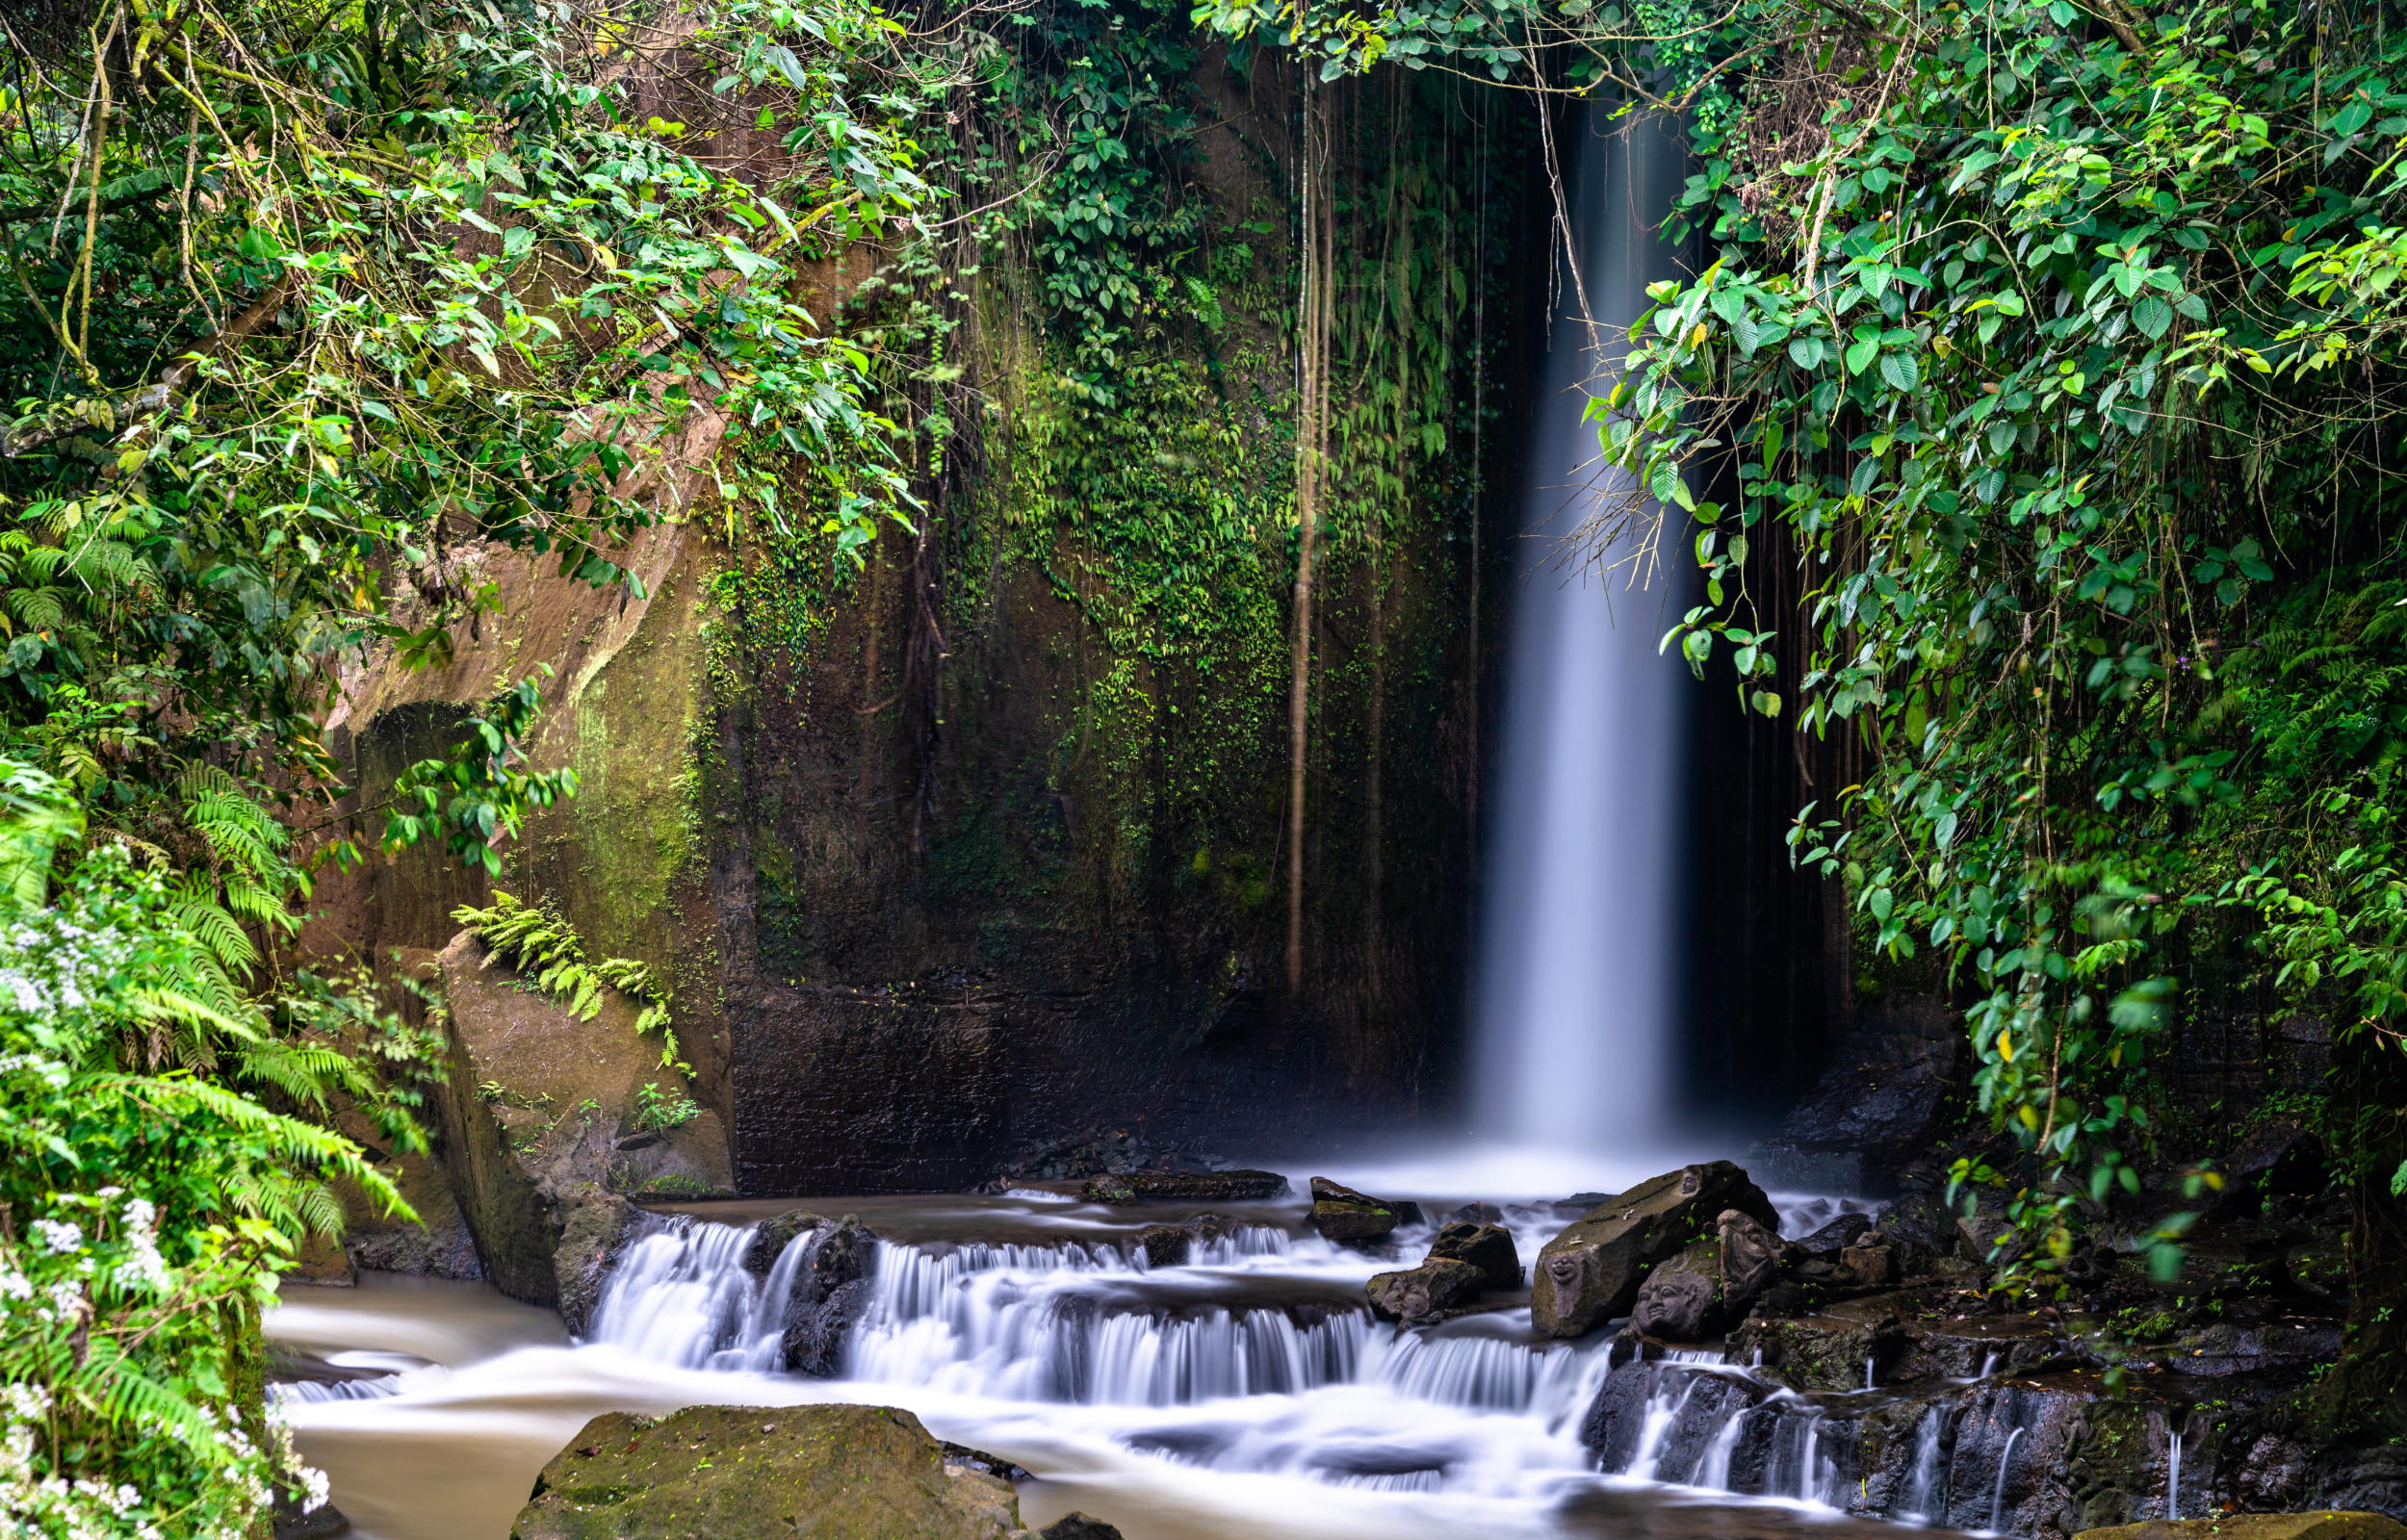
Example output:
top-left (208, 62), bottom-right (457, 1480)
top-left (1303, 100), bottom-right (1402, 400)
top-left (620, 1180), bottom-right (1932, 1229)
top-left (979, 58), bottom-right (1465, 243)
top-left (268, 1191), bottom-right (1956, 1540)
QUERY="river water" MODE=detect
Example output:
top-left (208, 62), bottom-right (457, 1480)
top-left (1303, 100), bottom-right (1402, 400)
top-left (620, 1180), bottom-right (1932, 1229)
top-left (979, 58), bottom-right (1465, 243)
top-left (265, 1179), bottom-right (1956, 1540)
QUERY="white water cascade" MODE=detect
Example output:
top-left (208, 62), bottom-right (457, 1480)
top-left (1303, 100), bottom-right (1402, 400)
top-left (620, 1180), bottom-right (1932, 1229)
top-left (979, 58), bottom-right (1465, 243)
top-left (1472, 104), bottom-right (1693, 1155)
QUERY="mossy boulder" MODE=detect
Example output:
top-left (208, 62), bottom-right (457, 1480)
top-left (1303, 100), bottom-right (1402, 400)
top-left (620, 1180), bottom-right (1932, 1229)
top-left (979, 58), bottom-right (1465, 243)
top-left (1531, 1163), bottom-right (1779, 1339)
top-left (1306, 1176), bottom-right (1421, 1244)
top-left (510, 1404), bottom-right (1019, 1540)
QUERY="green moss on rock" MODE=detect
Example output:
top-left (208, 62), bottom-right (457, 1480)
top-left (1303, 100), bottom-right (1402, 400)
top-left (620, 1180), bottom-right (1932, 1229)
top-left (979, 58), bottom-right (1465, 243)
top-left (510, 1404), bottom-right (1020, 1540)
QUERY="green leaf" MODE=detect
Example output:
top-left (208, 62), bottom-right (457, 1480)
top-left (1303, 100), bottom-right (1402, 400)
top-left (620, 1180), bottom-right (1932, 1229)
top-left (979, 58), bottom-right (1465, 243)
top-left (1879, 352), bottom-right (1919, 392)
top-left (1844, 338), bottom-right (1879, 374)
top-left (2132, 295), bottom-right (2172, 340)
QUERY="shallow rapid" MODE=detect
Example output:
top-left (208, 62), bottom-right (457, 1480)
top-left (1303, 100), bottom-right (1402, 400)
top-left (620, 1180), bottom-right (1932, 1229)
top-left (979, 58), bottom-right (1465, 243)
top-left (267, 1185), bottom-right (1954, 1540)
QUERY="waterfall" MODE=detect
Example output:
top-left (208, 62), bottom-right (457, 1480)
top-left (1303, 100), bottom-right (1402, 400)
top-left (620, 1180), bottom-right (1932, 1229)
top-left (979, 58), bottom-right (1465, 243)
top-left (2168, 1429), bottom-right (2182, 1520)
top-left (1900, 1403), bottom-right (1947, 1521)
top-left (1989, 1425), bottom-right (2026, 1532)
top-left (1472, 103), bottom-right (1692, 1150)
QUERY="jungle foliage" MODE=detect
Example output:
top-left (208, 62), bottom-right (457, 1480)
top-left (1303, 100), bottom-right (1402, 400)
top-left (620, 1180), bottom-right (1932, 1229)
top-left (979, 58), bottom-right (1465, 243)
top-left (0, 0), bottom-right (920, 1527)
top-left (1373, 0), bottom-right (2407, 1426)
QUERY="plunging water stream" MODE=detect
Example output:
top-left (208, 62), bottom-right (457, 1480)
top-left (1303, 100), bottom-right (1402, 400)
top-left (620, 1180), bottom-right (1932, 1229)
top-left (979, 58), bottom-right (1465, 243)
top-left (1472, 104), bottom-right (1691, 1160)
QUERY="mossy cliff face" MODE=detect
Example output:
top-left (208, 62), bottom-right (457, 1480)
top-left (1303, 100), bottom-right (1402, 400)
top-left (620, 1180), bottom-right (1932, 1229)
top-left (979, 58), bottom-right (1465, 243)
top-left (303, 63), bottom-right (1550, 1198)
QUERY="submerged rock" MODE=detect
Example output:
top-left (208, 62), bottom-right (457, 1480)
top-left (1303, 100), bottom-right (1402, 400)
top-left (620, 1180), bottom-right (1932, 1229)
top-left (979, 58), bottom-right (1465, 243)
top-left (510, 1404), bottom-right (1019, 1539)
top-left (1365, 1257), bottom-right (1483, 1325)
top-left (1427, 1221), bottom-right (1521, 1289)
top-left (1307, 1176), bottom-right (1422, 1244)
top-left (1531, 1162), bottom-right (1779, 1339)
top-left (1080, 1169), bottom-right (1288, 1204)
top-left (1037, 1518), bottom-right (1126, 1540)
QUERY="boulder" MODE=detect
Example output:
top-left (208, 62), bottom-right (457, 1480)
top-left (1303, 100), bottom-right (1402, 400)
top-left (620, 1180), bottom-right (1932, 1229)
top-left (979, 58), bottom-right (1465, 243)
top-left (2214, 1119), bottom-right (2333, 1219)
top-left (1530, 1163), bottom-right (1779, 1339)
top-left (1446, 1201), bottom-right (1505, 1225)
top-left (1365, 1258), bottom-right (1484, 1325)
top-left (1630, 1240), bottom-right (1720, 1340)
top-left (1037, 1519), bottom-right (1126, 1540)
top-left (1718, 1209), bottom-right (1781, 1310)
top-left (1427, 1221), bottom-right (1521, 1289)
top-left (1306, 1176), bottom-right (1422, 1244)
top-left (554, 1194), bottom-right (638, 1337)
top-left (1958, 1212), bottom-right (2029, 1267)
top-left (1876, 1190), bottom-right (1960, 1255)
top-left (781, 1217), bottom-right (876, 1376)
top-left (1796, 1215), bottom-right (1874, 1258)
top-left (1136, 1216), bottom-right (1231, 1268)
top-left (2075, 1514), bottom-right (2407, 1540)
top-left (742, 1209), bottom-right (830, 1276)
top-left (1838, 1242), bottom-right (1900, 1290)
top-left (1725, 1299), bottom-right (1907, 1391)
top-left (510, 1404), bottom-right (1019, 1539)
top-left (1080, 1170), bottom-right (1288, 1204)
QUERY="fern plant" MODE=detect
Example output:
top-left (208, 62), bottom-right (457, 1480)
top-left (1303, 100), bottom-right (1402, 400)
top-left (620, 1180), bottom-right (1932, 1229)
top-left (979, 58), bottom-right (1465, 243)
top-left (453, 891), bottom-right (682, 1068)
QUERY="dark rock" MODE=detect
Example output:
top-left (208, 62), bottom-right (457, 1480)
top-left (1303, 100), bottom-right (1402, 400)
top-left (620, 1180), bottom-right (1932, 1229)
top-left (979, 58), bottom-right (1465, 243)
top-left (611, 1132), bottom-right (660, 1151)
top-left (1797, 1215), bottom-right (1876, 1258)
top-left (941, 1442), bottom-right (1035, 1483)
top-left (2213, 1119), bottom-right (2333, 1219)
top-left (1038, 1517), bottom-right (1126, 1540)
top-left (1749, 993), bottom-right (1964, 1196)
top-left (1447, 1201), bottom-right (1505, 1225)
top-left (1306, 1176), bottom-right (1421, 1244)
top-left (511, 1404), bottom-right (1020, 1539)
top-left (1958, 1212), bottom-right (2029, 1267)
top-left (1580, 1355), bottom-right (1769, 1480)
top-left (1133, 1215), bottom-right (1230, 1268)
top-left (1427, 1221), bottom-right (1521, 1289)
top-left (1877, 1190), bottom-right (1960, 1255)
top-left (1630, 1240), bottom-right (1720, 1341)
top-left (1719, 1209), bottom-right (1781, 1310)
top-left (1365, 1257), bottom-right (1484, 1325)
top-left (1838, 1243), bottom-right (1900, 1289)
top-left (272, 1494), bottom-right (349, 1540)
top-left (773, 1216), bottom-right (876, 1375)
top-left (741, 1209), bottom-right (830, 1277)
top-left (1531, 1162), bottom-right (1779, 1339)
top-left (553, 1194), bottom-right (637, 1338)
top-left (1726, 1301), bottom-right (1907, 1391)
top-left (1749, 1279), bottom-right (1811, 1319)
top-left (1080, 1169), bottom-right (1288, 1204)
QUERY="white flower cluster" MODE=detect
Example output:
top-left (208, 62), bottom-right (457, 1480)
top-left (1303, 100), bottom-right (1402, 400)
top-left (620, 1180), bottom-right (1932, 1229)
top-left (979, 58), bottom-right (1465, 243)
top-left (0, 1384), bottom-right (168, 1540)
top-left (31, 1219), bottom-right (82, 1255)
top-left (111, 1201), bottom-right (166, 1296)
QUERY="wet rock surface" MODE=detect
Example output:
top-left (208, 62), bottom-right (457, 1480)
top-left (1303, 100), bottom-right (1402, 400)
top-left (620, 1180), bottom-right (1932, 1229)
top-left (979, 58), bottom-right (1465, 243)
top-left (1427, 1219), bottom-right (1522, 1289)
top-left (1305, 1175), bottom-right (1422, 1244)
top-left (1079, 1169), bottom-right (1288, 1204)
top-left (510, 1404), bottom-right (1020, 1539)
top-left (1748, 993), bottom-right (1965, 1196)
top-left (1365, 1257), bottom-right (1484, 1324)
top-left (2077, 1517), bottom-right (2407, 1540)
top-left (1533, 1163), bottom-right (1780, 1338)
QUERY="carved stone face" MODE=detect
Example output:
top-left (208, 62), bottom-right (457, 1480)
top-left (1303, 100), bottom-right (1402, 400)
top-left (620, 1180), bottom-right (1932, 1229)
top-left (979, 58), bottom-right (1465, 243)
top-left (1543, 1254), bottom-right (1583, 1293)
top-left (1677, 1168), bottom-right (1702, 1197)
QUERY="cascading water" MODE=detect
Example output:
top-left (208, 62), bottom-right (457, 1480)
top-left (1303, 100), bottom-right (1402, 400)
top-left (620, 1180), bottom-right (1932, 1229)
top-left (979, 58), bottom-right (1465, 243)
top-left (1472, 104), bottom-right (1692, 1160)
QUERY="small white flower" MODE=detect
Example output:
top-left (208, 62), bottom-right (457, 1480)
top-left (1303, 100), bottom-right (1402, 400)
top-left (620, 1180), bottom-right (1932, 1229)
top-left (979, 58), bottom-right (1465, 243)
top-left (32, 1218), bottom-right (83, 1254)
